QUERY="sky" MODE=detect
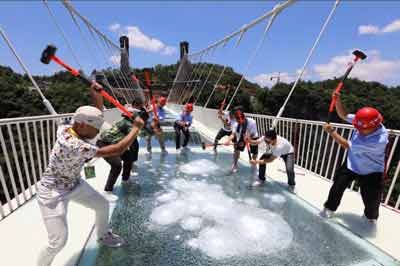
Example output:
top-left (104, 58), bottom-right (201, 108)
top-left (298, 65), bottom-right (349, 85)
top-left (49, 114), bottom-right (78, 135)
top-left (1, 1), bottom-right (400, 87)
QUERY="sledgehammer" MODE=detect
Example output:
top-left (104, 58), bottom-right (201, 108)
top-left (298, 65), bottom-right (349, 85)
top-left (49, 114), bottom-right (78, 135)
top-left (327, 49), bottom-right (367, 122)
top-left (41, 44), bottom-right (133, 118)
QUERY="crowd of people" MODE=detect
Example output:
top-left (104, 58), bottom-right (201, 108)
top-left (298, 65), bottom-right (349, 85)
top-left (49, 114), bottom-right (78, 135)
top-left (36, 82), bottom-right (388, 266)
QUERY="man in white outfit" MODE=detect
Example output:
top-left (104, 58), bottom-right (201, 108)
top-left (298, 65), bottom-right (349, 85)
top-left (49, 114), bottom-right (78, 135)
top-left (249, 129), bottom-right (296, 192)
top-left (225, 106), bottom-right (259, 172)
top-left (36, 82), bottom-right (144, 266)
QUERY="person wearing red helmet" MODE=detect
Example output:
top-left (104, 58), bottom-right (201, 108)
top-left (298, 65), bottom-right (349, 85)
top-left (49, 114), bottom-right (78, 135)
top-left (144, 96), bottom-right (168, 154)
top-left (321, 92), bottom-right (388, 223)
top-left (174, 103), bottom-right (194, 150)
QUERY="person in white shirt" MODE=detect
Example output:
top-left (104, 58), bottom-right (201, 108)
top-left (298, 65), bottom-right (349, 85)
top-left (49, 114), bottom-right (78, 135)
top-left (225, 106), bottom-right (259, 172)
top-left (249, 129), bottom-right (296, 192)
top-left (213, 109), bottom-right (234, 152)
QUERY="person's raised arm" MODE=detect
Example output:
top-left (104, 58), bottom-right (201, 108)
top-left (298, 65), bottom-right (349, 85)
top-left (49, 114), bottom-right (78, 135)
top-left (334, 92), bottom-right (348, 121)
top-left (90, 81), bottom-right (104, 111)
top-left (323, 123), bottom-right (349, 149)
top-left (96, 116), bottom-right (144, 157)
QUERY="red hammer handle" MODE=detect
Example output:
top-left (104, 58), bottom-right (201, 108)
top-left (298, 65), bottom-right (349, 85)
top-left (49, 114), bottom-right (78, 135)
top-left (327, 55), bottom-right (363, 123)
top-left (328, 81), bottom-right (344, 113)
top-left (99, 90), bottom-right (133, 118)
top-left (50, 55), bottom-right (133, 119)
top-left (51, 55), bottom-right (80, 76)
top-left (143, 70), bottom-right (159, 121)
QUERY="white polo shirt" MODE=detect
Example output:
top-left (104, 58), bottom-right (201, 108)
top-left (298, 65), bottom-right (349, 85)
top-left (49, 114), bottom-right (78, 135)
top-left (221, 111), bottom-right (232, 132)
top-left (232, 117), bottom-right (258, 139)
top-left (261, 135), bottom-right (294, 157)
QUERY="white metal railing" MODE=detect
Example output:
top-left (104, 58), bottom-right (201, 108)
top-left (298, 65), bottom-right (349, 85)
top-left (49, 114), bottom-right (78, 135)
top-left (246, 113), bottom-right (400, 211)
top-left (1, 109), bottom-right (399, 221)
top-left (167, 104), bottom-right (400, 212)
top-left (0, 113), bottom-right (73, 220)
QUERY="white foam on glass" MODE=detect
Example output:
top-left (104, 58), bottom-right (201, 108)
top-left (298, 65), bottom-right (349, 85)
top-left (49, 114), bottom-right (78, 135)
top-left (179, 159), bottom-right (220, 175)
top-left (150, 178), bottom-right (293, 259)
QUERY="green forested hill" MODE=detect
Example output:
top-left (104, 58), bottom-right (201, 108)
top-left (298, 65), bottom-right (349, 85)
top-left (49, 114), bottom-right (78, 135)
top-left (1, 64), bottom-right (399, 130)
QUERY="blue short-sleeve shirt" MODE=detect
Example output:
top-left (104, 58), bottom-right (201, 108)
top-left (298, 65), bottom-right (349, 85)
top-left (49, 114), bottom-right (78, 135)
top-left (346, 114), bottom-right (388, 175)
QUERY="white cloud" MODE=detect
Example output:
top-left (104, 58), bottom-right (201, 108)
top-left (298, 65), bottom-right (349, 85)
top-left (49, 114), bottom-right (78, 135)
top-left (252, 69), bottom-right (311, 88)
top-left (313, 50), bottom-right (400, 85)
top-left (109, 23), bottom-right (121, 33)
top-left (109, 24), bottom-right (177, 56)
top-left (252, 72), bottom-right (296, 88)
top-left (358, 18), bottom-right (400, 35)
top-left (382, 19), bottom-right (400, 33)
top-left (162, 46), bottom-right (178, 56)
top-left (109, 55), bottom-right (120, 66)
top-left (358, 25), bottom-right (380, 35)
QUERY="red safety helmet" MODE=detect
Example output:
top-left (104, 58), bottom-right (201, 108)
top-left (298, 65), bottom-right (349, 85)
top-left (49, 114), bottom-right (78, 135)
top-left (185, 103), bottom-right (193, 112)
top-left (159, 96), bottom-right (167, 106)
top-left (352, 107), bottom-right (383, 130)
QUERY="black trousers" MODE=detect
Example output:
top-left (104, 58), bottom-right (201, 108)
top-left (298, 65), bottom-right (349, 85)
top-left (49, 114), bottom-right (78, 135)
top-left (214, 129), bottom-right (231, 148)
top-left (258, 153), bottom-right (295, 186)
top-left (324, 165), bottom-right (384, 220)
top-left (97, 139), bottom-right (139, 191)
top-left (174, 121), bottom-right (190, 149)
top-left (233, 136), bottom-right (258, 155)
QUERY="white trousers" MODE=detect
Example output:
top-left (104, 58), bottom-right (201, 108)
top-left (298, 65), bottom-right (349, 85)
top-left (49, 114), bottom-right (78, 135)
top-left (37, 180), bottom-right (110, 266)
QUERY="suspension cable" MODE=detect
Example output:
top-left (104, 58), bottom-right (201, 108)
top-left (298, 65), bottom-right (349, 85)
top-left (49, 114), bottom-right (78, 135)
top-left (176, 53), bottom-right (203, 104)
top-left (193, 47), bottom-right (221, 104)
top-left (189, 0), bottom-right (295, 57)
top-left (185, 48), bottom-right (215, 104)
top-left (203, 36), bottom-right (242, 108)
top-left (62, 2), bottom-right (125, 103)
top-left (167, 45), bottom-right (189, 102)
top-left (62, 0), bottom-right (120, 50)
top-left (0, 27), bottom-right (57, 115)
top-left (272, 0), bottom-right (341, 128)
top-left (43, 0), bottom-right (83, 71)
top-left (225, 10), bottom-right (280, 111)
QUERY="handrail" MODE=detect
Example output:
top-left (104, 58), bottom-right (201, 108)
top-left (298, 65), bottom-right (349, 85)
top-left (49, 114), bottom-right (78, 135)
top-left (0, 108), bottom-right (399, 222)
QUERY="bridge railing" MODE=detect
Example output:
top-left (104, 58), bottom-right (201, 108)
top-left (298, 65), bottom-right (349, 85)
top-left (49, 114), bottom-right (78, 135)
top-left (0, 113), bottom-right (73, 220)
top-left (246, 113), bottom-right (400, 210)
top-left (168, 104), bottom-right (400, 211)
top-left (0, 109), bottom-right (122, 221)
top-left (1, 107), bottom-right (399, 221)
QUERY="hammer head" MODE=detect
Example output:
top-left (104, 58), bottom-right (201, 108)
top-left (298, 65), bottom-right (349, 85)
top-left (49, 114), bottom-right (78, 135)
top-left (41, 45), bottom-right (57, 64)
top-left (353, 50), bottom-right (367, 60)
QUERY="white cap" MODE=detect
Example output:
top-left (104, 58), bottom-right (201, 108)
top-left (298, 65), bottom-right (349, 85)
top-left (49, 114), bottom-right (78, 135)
top-left (73, 106), bottom-right (104, 130)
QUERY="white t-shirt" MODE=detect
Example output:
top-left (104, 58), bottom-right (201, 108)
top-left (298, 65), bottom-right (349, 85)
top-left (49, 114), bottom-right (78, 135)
top-left (262, 135), bottom-right (294, 157)
top-left (38, 125), bottom-right (98, 199)
top-left (232, 118), bottom-right (258, 139)
top-left (221, 111), bottom-right (232, 132)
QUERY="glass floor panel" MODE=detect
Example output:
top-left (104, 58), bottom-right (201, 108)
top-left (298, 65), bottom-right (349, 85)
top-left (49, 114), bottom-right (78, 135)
top-left (79, 125), bottom-right (397, 266)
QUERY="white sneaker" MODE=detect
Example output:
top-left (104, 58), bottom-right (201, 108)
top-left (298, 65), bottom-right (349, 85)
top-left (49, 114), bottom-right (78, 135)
top-left (98, 231), bottom-right (125, 247)
top-left (102, 191), bottom-right (119, 202)
top-left (161, 148), bottom-right (168, 154)
top-left (288, 185), bottom-right (296, 193)
top-left (231, 165), bottom-right (238, 173)
top-left (147, 145), bottom-right (152, 154)
top-left (182, 146), bottom-right (190, 152)
top-left (122, 178), bottom-right (137, 185)
top-left (130, 164), bottom-right (139, 176)
top-left (362, 215), bottom-right (377, 224)
top-left (252, 180), bottom-right (265, 187)
top-left (320, 207), bottom-right (334, 219)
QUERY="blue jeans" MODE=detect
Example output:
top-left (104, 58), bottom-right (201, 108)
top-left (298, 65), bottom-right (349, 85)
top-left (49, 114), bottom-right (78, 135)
top-left (258, 153), bottom-right (295, 186)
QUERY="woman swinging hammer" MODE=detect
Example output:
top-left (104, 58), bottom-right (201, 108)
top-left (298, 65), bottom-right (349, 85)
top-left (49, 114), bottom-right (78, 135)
top-left (321, 91), bottom-right (388, 223)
